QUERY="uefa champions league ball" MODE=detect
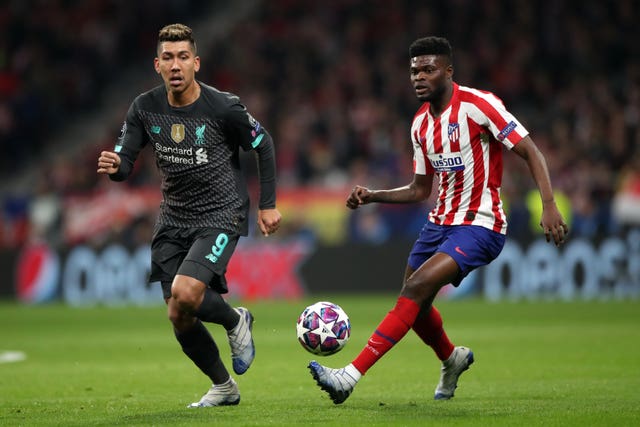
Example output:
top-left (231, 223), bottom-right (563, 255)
top-left (296, 301), bottom-right (351, 356)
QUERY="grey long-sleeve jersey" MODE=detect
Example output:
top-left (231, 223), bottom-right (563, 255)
top-left (110, 82), bottom-right (276, 236)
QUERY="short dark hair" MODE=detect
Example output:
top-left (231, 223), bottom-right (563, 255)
top-left (157, 23), bottom-right (197, 54)
top-left (409, 36), bottom-right (452, 63)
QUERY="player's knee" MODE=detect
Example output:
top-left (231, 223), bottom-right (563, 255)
top-left (167, 306), bottom-right (183, 326)
top-left (401, 276), bottom-right (440, 305)
top-left (399, 287), bottom-right (422, 305)
top-left (166, 297), bottom-right (196, 330)
top-left (171, 278), bottom-right (204, 313)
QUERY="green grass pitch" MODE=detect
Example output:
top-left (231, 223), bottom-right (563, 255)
top-left (1, 295), bottom-right (638, 426)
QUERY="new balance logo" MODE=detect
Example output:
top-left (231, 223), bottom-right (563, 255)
top-left (195, 148), bottom-right (208, 164)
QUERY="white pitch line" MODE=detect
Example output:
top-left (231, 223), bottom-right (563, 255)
top-left (0, 351), bottom-right (27, 364)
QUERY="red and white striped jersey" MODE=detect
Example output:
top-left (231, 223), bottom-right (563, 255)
top-left (411, 83), bottom-right (528, 234)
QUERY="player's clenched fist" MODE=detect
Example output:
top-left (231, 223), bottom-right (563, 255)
top-left (258, 208), bottom-right (282, 236)
top-left (346, 185), bottom-right (372, 209)
top-left (97, 151), bottom-right (121, 174)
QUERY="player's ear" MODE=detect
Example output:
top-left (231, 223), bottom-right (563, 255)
top-left (154, 57), bottom-right (161, 74)
top-left (194, 56), bottom-right (200, 73)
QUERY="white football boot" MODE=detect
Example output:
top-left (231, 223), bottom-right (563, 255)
top-left (188, 378), bottom-right (240, 407)
top-left (434, 346), bottom-right (474, 400)
top-left (227, 307), bottom-right (255, 375)
top-left (308, 361), bottom-right (361, 404)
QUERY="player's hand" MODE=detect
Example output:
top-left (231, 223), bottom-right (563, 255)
top-left (346, 185), bottom-right (372, 209)
top-left (97, 151), bottom-right (121, 174)
top-left (258, 208), bottom-right (282, 236)
top-left (540, 202), bottom-right (569, 247)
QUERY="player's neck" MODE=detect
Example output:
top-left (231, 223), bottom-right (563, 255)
top-left (168, 81), bottom-right (201, 107)
top-left (429, 84), bottom-right (454, 118)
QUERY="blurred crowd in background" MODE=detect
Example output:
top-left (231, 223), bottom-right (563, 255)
top-left (1, 0), bottom-right (639, 250)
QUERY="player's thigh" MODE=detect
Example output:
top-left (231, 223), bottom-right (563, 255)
top-left (150, 226), bottom-right (194, 299)
top-left (407, 221), bottom-right (447, 271)
top-left (402, 252), bottom-right (460, 305)
top-left (177, 229), bottom-right (239, 294)
top-left (438, 225), bottom-right (505, 285)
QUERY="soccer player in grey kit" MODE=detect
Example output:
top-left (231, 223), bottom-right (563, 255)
top-left (97, 23), bottom-right (281, 407)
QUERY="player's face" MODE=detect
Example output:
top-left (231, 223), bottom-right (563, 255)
top-left (410, 55), bottom-right (452, 103)
top-left (154, 41), bottom-right (200, 96)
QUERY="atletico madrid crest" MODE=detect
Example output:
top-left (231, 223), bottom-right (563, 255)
top-left (448, 122), bottom-right (460, 143)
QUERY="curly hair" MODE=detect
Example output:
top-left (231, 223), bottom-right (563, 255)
top-left (409, 36), bottom-right (452, 63)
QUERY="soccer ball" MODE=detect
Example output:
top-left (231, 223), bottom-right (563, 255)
top-left (296, 301), bottom-right (351, 356)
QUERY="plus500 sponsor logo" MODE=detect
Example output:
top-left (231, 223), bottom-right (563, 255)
top-left (428, 152), bottom-right (465, 172)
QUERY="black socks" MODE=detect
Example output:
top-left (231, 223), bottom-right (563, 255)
top-left (194, 288), bottom-right (240, 330)
top-left (175, 320), bottom-right (229, 384)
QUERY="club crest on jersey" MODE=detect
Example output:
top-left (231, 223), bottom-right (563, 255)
top-left (427, 152), bottom-right (465, 172)
top-left (448, 123), bottom-right (460, 143)
top-left (195, 124), bottom-right (206, 145)
top-left (171, 124), bottom-right (185, 143)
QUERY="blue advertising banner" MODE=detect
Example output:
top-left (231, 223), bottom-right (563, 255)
top-left (3, 228), bottom-right (639, 305)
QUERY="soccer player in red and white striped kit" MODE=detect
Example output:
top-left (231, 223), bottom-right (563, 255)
top-left (309, 36), bottom-right (569, 404)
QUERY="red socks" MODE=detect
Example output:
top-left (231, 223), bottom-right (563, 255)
top-left (351, 301), bottom-right (456, 375)
top-left (352, 296), bottom-right (420, 375)
top-left (412, 305), bottom-right (454, 361)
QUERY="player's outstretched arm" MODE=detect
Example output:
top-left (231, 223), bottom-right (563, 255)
top-left (346, 174), bottom-right (433, 210)
top-left (511, 136), bottom-right (568, 246)
top-left (346, 186), bottom-right (373, 209)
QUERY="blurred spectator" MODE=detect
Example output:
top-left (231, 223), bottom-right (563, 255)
top-left (2, 0), bottom-right (639, 248)
top-left (348, 206), bottom-right (390, 245)
top-left (0, 0), bottom-right (211, 180)
top-left (27, 173), bottom-right (62, 245)
top-left (613, 154), bottom-right (640, 225)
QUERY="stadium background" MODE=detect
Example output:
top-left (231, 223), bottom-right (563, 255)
top-left (1, 0), bottom-right (638, 305)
